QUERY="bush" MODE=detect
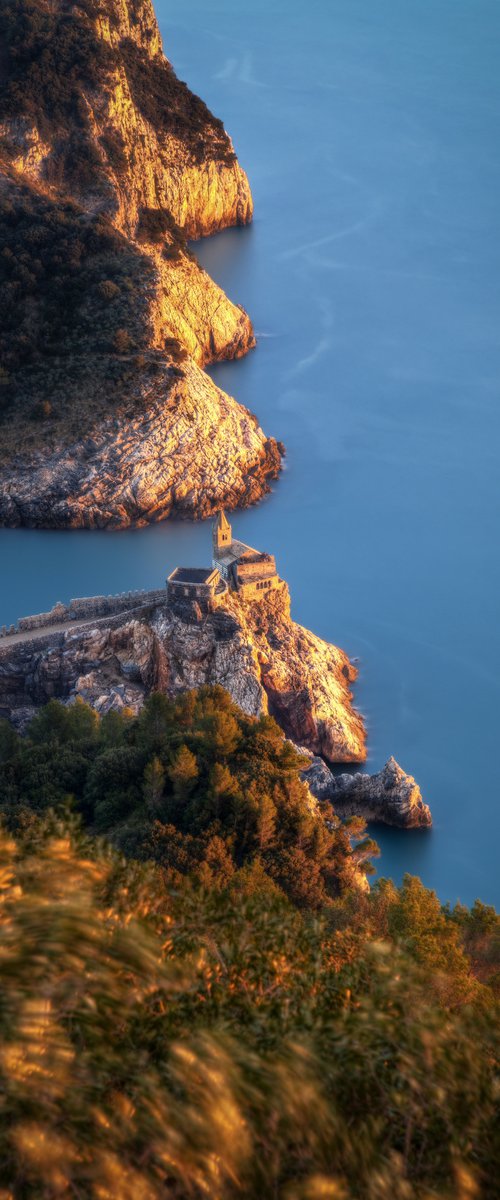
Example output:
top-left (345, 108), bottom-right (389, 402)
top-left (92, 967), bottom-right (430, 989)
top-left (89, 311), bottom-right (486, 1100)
top-left (97, 279), bottom-right (120, 302)
top-left (112, 327), bottom-right (132, 354)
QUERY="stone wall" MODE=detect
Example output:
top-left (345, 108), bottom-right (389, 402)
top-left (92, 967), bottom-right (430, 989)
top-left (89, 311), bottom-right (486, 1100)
top-left (237, 555), bottom-right (277, 583)
top-left (0, 589), bottom-right (167, 639)
top-left (238, 576), bottom-right (281, 601)
top-left (167, 587), bottom-right (226, 621)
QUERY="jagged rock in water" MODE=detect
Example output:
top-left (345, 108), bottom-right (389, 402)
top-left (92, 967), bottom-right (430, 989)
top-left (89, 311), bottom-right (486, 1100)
top-left (302, 754), bottom-right (432, 828)
top-left (0, 0), bottom-right (282, 527)
top-left (0, 585), bottom-right (366, 763)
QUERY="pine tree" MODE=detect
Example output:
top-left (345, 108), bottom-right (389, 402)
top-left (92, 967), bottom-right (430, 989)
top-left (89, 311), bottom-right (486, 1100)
top-left (168, 744), bottom-right (198, 801)
top-left (143, 755), bottom-right (166, 817)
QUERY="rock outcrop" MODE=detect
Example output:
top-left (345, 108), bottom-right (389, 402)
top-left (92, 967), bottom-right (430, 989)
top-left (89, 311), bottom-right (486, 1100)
top-left (0, 585), bottom-right (366, 763)
top-left (302, 754), bottom-right (432, 828)
top-left (0, 0), bottom-right (282, 527)
top-left (0, 347), bottom-right (282, 529)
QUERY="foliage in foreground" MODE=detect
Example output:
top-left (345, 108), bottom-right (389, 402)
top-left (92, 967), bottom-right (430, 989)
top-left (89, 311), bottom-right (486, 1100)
top-left (0, 814), bottom-right (498, 1199)
top-left (0, 692), bottom-right (498, 1196)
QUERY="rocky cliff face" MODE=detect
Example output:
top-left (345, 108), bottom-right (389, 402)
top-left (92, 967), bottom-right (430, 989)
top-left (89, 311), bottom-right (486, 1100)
top-left (302, 754), bottom-right (432, 828)
top-left (0, 0), bottom-right (281, 527)
top-left (0, 585), bottom-right (366, 763)
top-left (0, 336), bottom-right (281, 529)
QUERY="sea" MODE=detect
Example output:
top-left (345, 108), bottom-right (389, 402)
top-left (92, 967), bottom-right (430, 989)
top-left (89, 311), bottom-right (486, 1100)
top-left (1, 0), bottom-right (499, 906)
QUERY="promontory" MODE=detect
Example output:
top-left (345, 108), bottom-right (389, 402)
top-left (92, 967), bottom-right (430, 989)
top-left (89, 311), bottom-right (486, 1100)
top-left (0, 511), bottom-right (431, 829)
top-left (0, 0), bottom-right (282, 528)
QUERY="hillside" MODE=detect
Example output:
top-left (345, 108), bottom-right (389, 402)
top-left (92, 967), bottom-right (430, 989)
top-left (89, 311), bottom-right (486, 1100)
top-left (0, 0), bottom-right (282, 527)
top-left (0, 747), bottom-right (497, 1198)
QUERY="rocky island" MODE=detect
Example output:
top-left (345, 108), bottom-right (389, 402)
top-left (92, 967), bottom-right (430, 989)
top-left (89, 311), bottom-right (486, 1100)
top-left (0, 0), bottom-right (282, 527)
top-left (0, 512), bottom-right (431, 828)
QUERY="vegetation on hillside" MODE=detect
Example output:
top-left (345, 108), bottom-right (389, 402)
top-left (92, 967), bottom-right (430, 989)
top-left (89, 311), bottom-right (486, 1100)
top-left (0, 688), bottom-right (378, 907)
top-left (0, 174), bottom-right (189, 452)
top-left (0, 180), bottom-right (149, 378)
top-left (0, 691), bottom-right (498, 1194)
top-left (0, 806), bottom-right (497, 1199)
top-left (0, 0), bottom-right (239, 458)
top-left (0, 0), bottom-right (236, 170)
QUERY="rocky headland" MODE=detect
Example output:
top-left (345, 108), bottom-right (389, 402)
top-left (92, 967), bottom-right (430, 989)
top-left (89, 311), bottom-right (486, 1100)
top-left (0, 582), bottom-right (366, 764)
top-left (0, 576), bottom-right (431, 827)
top-left (0, 0), bottom-right (282, 527)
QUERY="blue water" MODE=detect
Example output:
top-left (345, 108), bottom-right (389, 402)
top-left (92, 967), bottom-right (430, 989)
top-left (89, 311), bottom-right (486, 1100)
top-left (1, 0), bottom-right (499, 906)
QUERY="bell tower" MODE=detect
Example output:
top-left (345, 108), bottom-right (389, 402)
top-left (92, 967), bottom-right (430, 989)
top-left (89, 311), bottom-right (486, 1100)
top-left (213, 509), bottom-right (232, 561)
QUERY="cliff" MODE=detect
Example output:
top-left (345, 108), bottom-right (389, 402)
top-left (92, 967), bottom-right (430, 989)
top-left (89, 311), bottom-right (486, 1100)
top-left (0, 0), bottom-right (282, 527)
top-left (0, 584), bottom-right (366, 763)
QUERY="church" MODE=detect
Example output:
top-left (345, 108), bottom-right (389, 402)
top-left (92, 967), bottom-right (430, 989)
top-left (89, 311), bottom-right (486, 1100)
top-left (212, 511), bottom-right (280, 599)
top-left (167, 511), bottom-right (280, 609)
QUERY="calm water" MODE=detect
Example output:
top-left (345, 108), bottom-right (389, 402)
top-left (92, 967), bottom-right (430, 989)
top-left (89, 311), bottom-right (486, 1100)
top-left (1, 0), bottom-right (499, 905)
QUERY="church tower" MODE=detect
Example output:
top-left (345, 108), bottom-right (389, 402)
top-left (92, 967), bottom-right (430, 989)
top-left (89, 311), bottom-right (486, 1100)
top-left (213, 509), bottom-right (232, 562)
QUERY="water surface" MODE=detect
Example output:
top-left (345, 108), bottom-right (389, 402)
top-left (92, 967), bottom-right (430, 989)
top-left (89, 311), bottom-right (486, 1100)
top-left (1, 0), bottom-right (499, 905)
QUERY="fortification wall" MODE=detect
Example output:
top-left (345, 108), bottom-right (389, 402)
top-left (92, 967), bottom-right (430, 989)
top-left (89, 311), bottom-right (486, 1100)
top-left (0, 589), bottom-right (166, 639)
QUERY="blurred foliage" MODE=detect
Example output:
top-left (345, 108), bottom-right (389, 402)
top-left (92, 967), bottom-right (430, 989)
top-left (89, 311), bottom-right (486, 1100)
top-left (0, 809), bottom-right (497, 1198)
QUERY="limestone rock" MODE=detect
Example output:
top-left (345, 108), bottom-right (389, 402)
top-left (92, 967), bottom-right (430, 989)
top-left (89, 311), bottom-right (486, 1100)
top-left (0, 355), bottom-right (282, 528)
top-left (0, 0), bottom-right (282, 527)
top-left (303, 754), bottom-right (432, 828)
top-left (0, 587), bottom-right (366, 762)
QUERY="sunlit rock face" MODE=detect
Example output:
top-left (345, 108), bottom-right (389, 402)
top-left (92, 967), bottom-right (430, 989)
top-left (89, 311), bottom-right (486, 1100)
top-left (303, 754), bottom-right (432, 828)
top-left (0, 0), bottom-right (281, 527)
top-left (3, 0), bottom-right (254, 240)
top-left (0, 346), bottom-right (281, 529)
top-left (0, 586), bottom-right (366, 763)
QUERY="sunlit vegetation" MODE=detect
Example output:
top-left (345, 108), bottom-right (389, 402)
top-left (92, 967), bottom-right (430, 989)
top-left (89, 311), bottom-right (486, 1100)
top-left (0, 805), bottom-right (497, 1198)
top-left (0, 692), bottom-right (498, 1193)
top-left (0, 688), bottom-right (378, 907)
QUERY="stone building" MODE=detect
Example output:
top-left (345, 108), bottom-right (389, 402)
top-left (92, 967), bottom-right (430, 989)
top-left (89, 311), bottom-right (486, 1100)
top-left (167, 566), bottom-right (223, 604)
top-left (166, 513), bottom-right (281, 612)
top-left (212, 511), bottom-right (281, 599)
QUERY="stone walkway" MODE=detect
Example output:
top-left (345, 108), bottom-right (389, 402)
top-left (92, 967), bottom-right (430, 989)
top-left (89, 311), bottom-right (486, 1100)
top-left (0, 616), bottom-right (102, 650)
top-left (0, 602), bottom-right (158, 652)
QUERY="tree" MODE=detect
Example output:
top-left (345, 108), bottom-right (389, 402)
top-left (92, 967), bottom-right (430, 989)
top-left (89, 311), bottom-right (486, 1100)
top-left (255, 791), bottom-right (276, 852)
top-left (168, 744), bottom-right (198, 802)
top-left (0, 718), bottom-right (19, 765)
top-left (143, 755), bottom-right (165, 818)
top-left (137, 692), bottom-right (175, 749)
top-left (28, 699), bottom-right (72, 746)
top-left (97, 278), bottom-right (120, 302)
top-left (112, 327), bottom-right (132, 353)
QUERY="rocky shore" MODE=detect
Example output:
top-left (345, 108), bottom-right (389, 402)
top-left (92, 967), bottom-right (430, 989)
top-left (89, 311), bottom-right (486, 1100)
top-left (302, 754), bottom-right (432, 829)
top-left (0, 357), bottom-right (282, 529)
